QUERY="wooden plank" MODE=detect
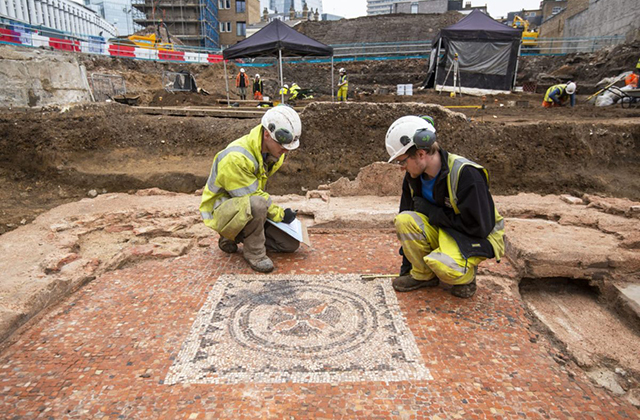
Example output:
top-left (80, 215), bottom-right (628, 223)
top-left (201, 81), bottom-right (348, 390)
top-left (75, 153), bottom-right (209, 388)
top-left (134, 106), bottom-right (266, 118)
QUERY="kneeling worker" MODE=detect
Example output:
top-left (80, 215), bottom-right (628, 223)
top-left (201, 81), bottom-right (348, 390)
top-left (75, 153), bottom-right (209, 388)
top-left (200, 106), bottom-right (301, 273)
top-left (386, 116), bottom-right (505, 298)
top-left (542, 82), bottom-right (576, 107)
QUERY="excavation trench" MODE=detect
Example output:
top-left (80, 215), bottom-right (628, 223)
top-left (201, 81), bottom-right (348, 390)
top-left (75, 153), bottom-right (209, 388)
top-left (1, 102), bottom-right (639, 234)
top-left (0, 101), bottom-right (639, 404)
top-left (520, 277), bottom-right (640, 406)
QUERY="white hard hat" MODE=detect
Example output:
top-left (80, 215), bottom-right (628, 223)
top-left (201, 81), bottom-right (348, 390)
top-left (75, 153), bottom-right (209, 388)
top-left (566, 82), bottom-right (576, 94)
top-left (255, 74), bottom-right (260, 78)
top-left (339, 68), bottom-right (345, 73)
top-left (385, 116), bottom-right (437, 163)
top-left (284, 84), bottom-right (289, 88)
top-left (261, 105), bottom-right (301, 151)
top-left (240, 68), bottom-right (245, 73)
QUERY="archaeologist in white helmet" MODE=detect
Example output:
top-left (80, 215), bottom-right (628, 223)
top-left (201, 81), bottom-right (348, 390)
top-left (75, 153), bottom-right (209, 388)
top-left (386, 115), bottom-right (505, 298)
top-left (200, 105), bottom-right (301, 273)
top-left (542, 82), bottom-right (576, 108)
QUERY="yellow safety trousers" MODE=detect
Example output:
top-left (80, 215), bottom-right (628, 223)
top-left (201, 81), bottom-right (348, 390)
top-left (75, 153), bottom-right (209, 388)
top-left (337, 86), bottom-right (348, 101)
top-left (394, 211), bottom-right (485, 285)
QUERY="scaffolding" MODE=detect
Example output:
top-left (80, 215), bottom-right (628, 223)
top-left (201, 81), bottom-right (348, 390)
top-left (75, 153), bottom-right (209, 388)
top-left (131, 0), bottom-right (219, 49)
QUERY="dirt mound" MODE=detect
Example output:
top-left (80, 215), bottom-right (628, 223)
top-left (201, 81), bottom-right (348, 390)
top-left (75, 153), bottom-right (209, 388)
top-left (297, 12), bottom-right (463, 44)
top-left (518, 41), bottom-right (640, 89)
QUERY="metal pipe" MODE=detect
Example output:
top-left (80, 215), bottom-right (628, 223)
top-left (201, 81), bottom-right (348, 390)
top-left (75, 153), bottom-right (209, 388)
top-left (223, 57), bottom-right (230, 107)
top-left (331, 55), bottom-right (334, 102)
top-left (279, 49), bottom-right (285, 104)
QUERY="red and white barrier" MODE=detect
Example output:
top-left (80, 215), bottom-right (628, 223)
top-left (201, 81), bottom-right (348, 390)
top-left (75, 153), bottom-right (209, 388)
top-left (0, 30), bottom-right (224, 65)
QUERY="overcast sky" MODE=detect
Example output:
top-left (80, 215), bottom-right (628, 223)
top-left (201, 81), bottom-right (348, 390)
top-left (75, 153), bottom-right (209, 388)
top-left (323, 0), bottom-right (543, 20)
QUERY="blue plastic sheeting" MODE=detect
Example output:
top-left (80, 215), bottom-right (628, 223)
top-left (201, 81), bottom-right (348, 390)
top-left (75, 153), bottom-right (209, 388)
top-left (236, 54), bottom-right (430, 67)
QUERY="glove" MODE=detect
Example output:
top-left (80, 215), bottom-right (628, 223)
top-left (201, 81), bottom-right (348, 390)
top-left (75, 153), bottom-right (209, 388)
top-left (282, 208), bottom-right (297, 224)
top-left (413, 196), bottom-right (437, 219)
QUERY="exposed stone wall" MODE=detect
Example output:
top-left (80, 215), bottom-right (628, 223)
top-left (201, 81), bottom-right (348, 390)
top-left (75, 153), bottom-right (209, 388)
top-left (0, 47), bottom-right (91, 108)
top-left (565, 0), bottom-right (640, 39)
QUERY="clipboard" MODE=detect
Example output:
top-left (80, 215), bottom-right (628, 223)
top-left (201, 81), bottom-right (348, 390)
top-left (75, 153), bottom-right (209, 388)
top-left (266, 218), bottom-right (311, 246)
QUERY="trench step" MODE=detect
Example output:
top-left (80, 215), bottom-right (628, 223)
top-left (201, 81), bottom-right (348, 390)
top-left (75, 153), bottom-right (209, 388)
top-left (133, 106), bottom-right (268, 118)
top-left (614, 284), bottom-right (640, 328)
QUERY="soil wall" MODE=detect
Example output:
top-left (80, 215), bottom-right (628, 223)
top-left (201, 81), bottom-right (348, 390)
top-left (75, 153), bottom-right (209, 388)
top-left (1, 102), bottom-right (638, 200)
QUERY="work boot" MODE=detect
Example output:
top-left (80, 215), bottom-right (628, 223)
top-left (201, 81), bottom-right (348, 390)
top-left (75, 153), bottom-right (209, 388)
top-left (218, 236), bottom-right (238, 254)
top-left (244, 255), bottom-right (274, 273)
top-left (451, 267), bottom-right (478, 298)
top-left (392, 275), bottom-right (439, 292)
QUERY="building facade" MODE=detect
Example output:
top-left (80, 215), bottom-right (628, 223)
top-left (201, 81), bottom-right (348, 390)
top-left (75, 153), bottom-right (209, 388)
top-left (370, 0), bottom-right (478, 16)
top-left (218, 0), bottom-right (260, 48)
top-left (392, 0), bottom-right (448, 14)
top-left (0, 0), bottom-right (117, 37)
top-left (506, 8), bottom-right (543, 27)
top-left (260, 0), bottom-right (321, 14)
top-left (84, 0), bottom-right (140, 35)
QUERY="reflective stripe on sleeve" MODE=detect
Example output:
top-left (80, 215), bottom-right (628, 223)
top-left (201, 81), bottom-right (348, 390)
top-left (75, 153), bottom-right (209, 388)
top-left (200, 211), bottom-right (213, 220)
top-left (206, 146), bottom-right (259, 193)
top-left (228, 180), bottom-right (258, 197)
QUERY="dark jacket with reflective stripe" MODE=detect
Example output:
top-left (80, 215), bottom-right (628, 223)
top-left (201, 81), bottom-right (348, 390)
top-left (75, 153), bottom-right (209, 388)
top-left (400, 149), bottom-right (496, 238)
top-left (399, 149), bottom-right (503, 272)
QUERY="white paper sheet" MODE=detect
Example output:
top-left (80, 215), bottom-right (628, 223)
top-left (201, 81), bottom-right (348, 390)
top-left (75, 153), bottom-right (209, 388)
top-left (266, 218), bottom-right (311, 246)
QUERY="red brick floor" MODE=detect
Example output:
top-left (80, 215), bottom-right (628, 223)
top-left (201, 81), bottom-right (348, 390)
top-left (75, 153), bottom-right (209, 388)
top-left (1, 232), bottom-right (638, 419)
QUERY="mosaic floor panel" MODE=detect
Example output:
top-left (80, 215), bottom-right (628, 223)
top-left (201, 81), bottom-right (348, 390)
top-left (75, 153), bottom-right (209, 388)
top-left (165, 274), bottom-right (432, 384)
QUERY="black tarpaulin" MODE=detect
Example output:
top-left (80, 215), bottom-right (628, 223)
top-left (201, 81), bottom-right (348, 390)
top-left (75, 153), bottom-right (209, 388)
top-left (441, 9), bottom-right (522, 41)
top-left (222, 19), bottom-right (333, 59)
top-left (424, 10), bottom-right (522, 93)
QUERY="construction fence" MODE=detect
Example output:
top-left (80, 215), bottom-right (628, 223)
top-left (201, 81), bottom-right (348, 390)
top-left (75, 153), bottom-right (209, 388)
top-left (0, 18), bottom-right (627, 65)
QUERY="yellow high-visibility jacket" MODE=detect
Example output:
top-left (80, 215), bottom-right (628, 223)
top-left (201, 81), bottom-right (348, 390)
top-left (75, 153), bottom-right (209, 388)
top-left (199, 124), bottom-right (286, 239)
top-left (339, 74), bottom-right (348, 88)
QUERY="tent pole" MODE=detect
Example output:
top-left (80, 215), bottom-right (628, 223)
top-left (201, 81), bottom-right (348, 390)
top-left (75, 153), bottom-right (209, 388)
top-left (279, 49), bottom-right (285, 104)
top-left (433, 38), bottom-right (442, 91)
top-left (331, 56), bottom-right (335, 102)
top-left (223, 58), bottom-right (230, 107)
top-left (512, 42), bottom-right (522, 91)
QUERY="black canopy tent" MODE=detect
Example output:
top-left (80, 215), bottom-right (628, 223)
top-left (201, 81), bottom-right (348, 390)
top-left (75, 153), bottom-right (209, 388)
top-left (424, 10), bottom-right (522, 94)
top-left (222, 19), bottom-right (334, 103)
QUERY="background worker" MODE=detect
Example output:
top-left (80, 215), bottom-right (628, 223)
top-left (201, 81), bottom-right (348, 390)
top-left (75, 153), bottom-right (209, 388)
top-left (279, 84), bottom-right (289, 101)
top-left (337, 68), bottom-right (348, 102)
top-left (199, 106), bottom-right (301, 273)
top-left (253, 74), bottom-right (264, 100)
top-left (624, 59), bottom-right (639, 88)
top-left (235, 68), bottom-right (250, 100)
top-left (543, 82), bottom-right (576, 107)
top-left (385, 116), bottom-right (505, 298)
top-left (289, 82), bottom-right (301, 101)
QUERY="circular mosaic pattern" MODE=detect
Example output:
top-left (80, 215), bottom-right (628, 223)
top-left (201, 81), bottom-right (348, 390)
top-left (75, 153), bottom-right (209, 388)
top-left (228, 282), bottom-right (380, 358)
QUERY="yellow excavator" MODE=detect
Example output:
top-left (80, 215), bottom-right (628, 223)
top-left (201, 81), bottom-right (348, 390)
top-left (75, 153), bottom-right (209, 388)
top-left (512, 15), bottom-right (539, 49)
top-left (109, 33), bottom-right (174, 51)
